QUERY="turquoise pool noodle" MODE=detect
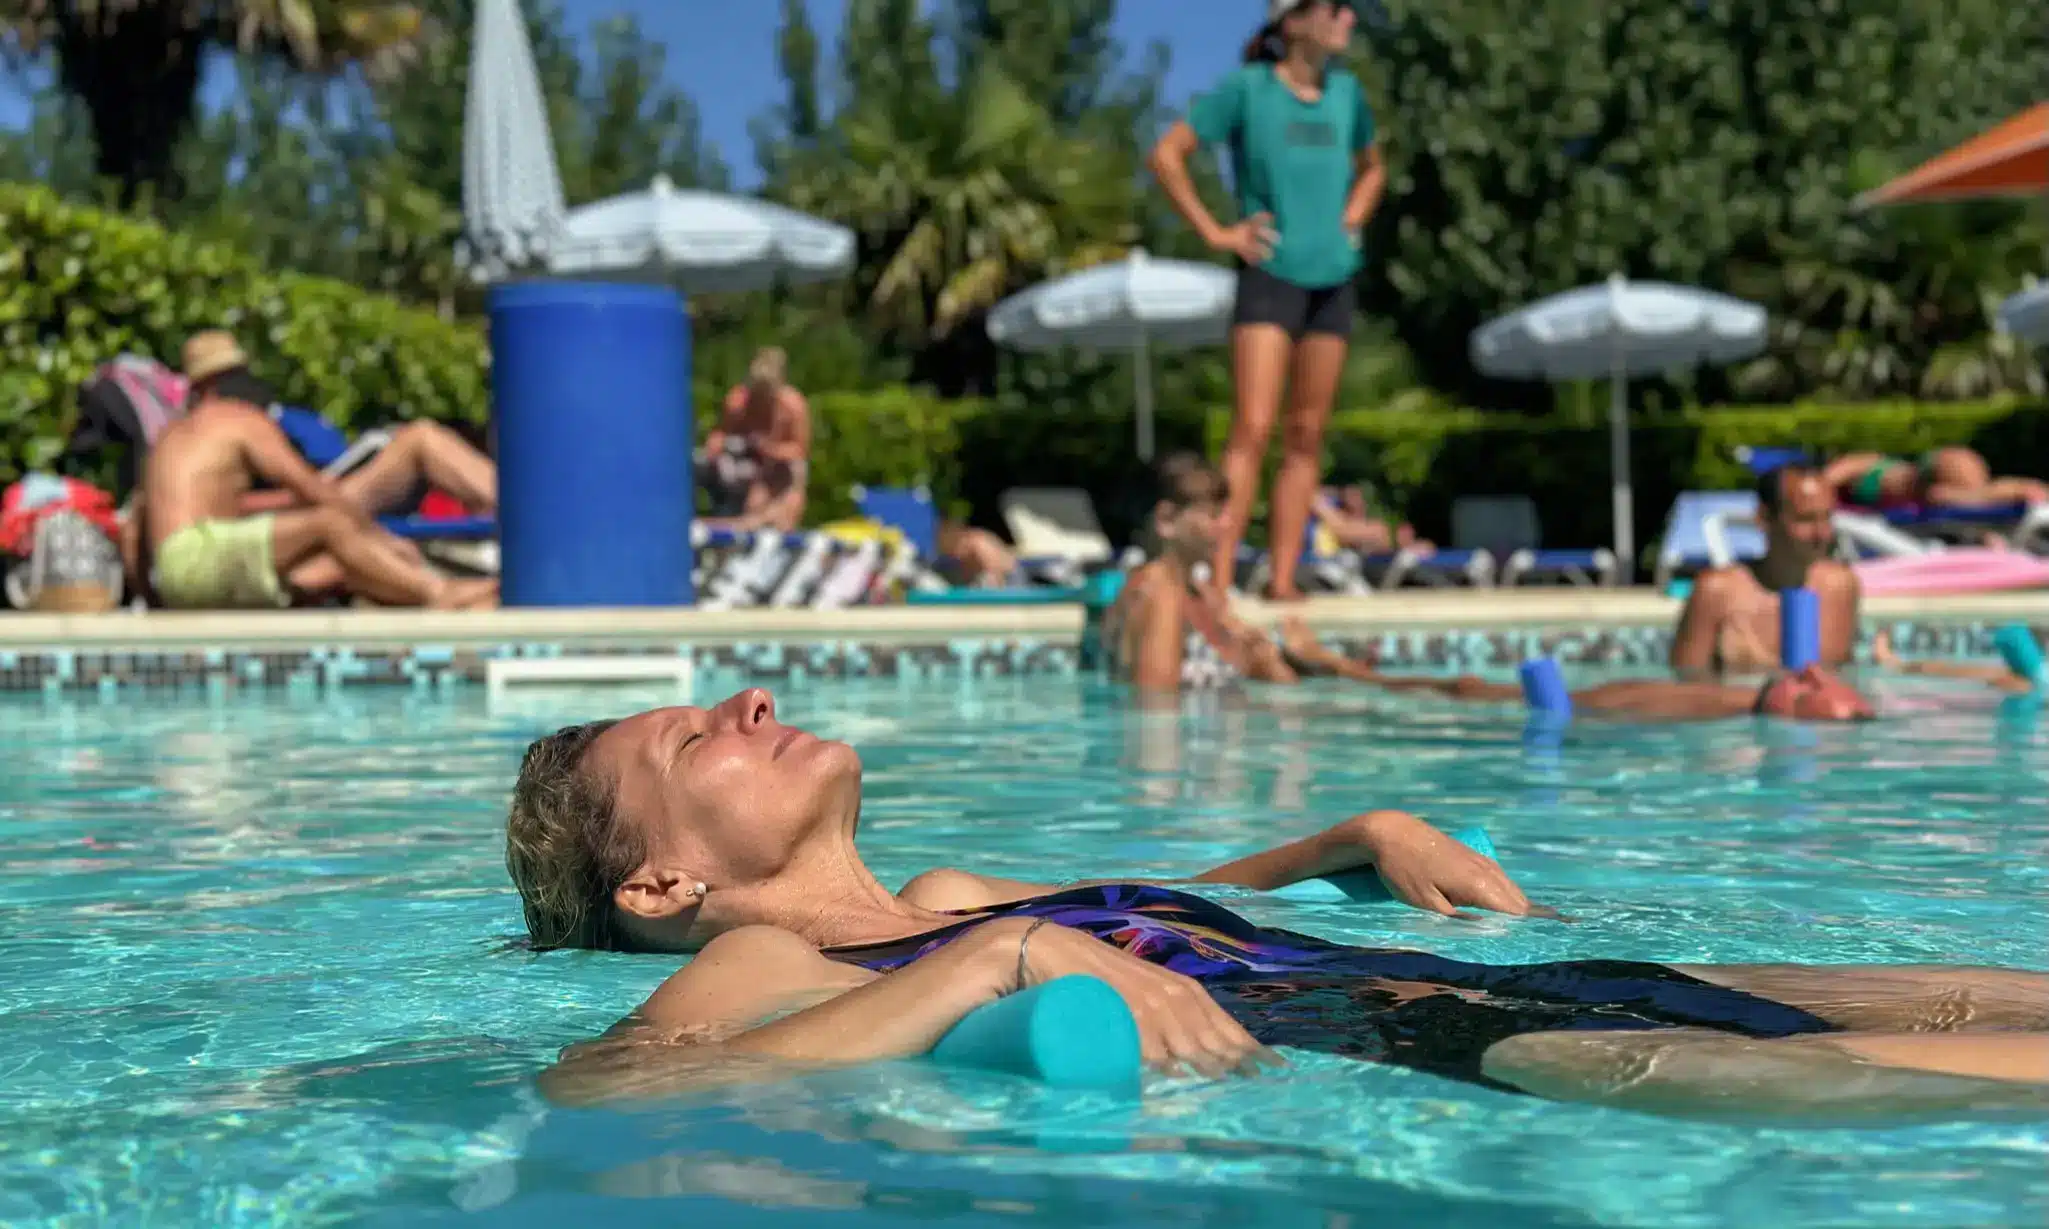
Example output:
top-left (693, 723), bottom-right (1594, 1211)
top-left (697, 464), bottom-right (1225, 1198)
top-left (1993, 624), bottom-right (2045, 685)
top-left (1270, 827), bottom-right (1497, 903)
top-left (929, 975), bottom-right (1141, 1093)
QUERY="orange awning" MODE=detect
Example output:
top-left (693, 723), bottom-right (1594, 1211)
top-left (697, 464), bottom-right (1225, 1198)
top-left (1854, 103), bottom-right (2049, 208)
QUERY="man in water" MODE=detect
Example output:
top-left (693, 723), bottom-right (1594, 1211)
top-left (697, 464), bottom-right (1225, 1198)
top-left (1670, 463), bottom-right (1859, 678)
top-left (142, 335), bottom-right (496, 610)
top-left (1277, 621), bottom-right (2034, 724)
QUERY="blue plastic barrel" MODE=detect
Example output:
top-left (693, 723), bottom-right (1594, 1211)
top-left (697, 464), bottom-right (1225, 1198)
top-left (1779, 587), bottom-right (1820, 671)
top-left (489, 282), bottom-right (694, 606)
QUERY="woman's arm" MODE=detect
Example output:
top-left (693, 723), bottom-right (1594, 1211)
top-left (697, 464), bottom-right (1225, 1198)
top-left (1342, 144), bottom-right (1386, 232)
top-left (1820, 452), bottom-right (1884, 488)
top-left (900, 812), bottom-right (1543, 917)
top-left (1148, 121), bottom-right (1231, 249)
top-left (541, 921), bottom-right (1019, 1106)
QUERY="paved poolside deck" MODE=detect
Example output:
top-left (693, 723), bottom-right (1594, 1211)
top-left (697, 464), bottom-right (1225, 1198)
top-left (0, 589), bottom-right (2042, 650)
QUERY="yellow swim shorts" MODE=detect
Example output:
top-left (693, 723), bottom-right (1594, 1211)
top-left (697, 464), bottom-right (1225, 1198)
top-left (153, 516), bottom-right (287, 609)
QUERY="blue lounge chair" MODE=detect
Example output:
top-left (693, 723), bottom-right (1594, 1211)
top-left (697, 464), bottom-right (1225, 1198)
top-left (1449, 495), bottom-right (1616, 587)
top-left (856, 484), bottom-right (1089, 603)
top-left (1651, 490), bottom-right (1767, 590)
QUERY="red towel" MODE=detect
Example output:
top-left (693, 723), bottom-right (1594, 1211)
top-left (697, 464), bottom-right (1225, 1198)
top-left (0, 477), bottom-right (122, 557)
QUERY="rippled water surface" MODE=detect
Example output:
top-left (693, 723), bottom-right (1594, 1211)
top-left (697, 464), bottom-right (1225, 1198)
top-left (1, 672), bottom-right (2045, 1228)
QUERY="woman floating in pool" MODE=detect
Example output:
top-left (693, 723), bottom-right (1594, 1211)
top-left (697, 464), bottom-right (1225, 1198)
top-left (1824, 447), bottom-right (2048, 513)
top-left (509, 689), bottom-right (2049, 1120)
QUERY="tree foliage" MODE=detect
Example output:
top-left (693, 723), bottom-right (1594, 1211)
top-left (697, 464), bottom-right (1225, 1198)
top-left (1358, 0), bottom-right (2046, 406)
top-left (0, 0), bottom-right (426, 201)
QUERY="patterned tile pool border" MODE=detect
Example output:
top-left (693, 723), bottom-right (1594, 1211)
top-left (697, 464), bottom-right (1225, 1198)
top-left (0, 619), bottom-right (2036, 693)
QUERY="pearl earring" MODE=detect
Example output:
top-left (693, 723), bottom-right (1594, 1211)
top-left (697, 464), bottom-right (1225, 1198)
top-left (690, 881), bottom-right (708, 899)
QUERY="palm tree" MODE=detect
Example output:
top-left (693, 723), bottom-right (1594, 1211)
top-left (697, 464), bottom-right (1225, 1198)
top-left (0, 0), bottom-right (425, 204)
top-left (778, 56), bottom-right (1139, 394)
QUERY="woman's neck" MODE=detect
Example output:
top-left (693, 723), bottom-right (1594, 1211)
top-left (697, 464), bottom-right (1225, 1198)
top-left (711, 838), bottom-right (946, 950)
top-left (1274, 48), bottom-right (1327, 95)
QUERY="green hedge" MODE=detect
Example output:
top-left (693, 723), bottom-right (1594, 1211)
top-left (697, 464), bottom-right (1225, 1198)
top-left (801, 395), bottom-right (2049, 557)
top-left (0, 182), bottom-right (488, 483)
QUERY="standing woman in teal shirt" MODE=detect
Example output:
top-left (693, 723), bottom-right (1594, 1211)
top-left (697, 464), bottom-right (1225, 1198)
top-left (1149, 0), bottom-right (1385, 600)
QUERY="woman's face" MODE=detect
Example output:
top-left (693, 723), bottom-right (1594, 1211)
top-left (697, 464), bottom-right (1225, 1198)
top-left (1155, 494), bottom-right (1224, 561)
top-left (587, 689), bottom-right (862, 891)
top-left (1290, 1), bottom-right (1356, 54)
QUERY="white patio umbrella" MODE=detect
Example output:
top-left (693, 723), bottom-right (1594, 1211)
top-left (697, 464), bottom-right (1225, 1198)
top-left (1996, 282), bottom-right (2049, 345)
top-left (460, 0), bottom-right (566, 277)
top-left (544, 175), bottom-right (855, 293)
top-left (986, 250), bottom-right (1238, 461)
top-left (1470, 274), bottom-right (1767, 582)
top-left (458, 1), bottom-right (852, 293)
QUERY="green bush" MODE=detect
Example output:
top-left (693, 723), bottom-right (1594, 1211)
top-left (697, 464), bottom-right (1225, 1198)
top-left (0, 182), bottom-right (489, 483)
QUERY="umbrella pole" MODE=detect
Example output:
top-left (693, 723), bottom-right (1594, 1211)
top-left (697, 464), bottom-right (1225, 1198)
top-left (1609, 349), bottom-right (1634, 585)
top-left (1135, 329), bottom-right (1155, 462)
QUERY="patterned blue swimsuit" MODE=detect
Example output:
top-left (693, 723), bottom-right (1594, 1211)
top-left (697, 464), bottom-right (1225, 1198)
top-left (824, 884), bottom-right (1837, 1093)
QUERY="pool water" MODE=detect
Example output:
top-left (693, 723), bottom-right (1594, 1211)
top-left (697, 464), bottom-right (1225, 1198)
top-left (1, 671), bottom-right (2045, 1228)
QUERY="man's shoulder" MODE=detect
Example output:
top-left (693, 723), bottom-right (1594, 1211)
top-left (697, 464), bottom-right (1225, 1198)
top-left (1807, 558), bottom-right (1860, 595)
top-left (1688, 563), bottom-right (1763, 596)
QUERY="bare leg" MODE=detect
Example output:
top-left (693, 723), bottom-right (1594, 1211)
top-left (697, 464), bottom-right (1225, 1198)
top-left (1678, 963), bottom-right (2049, 1032)
top-left (1483, 1027), bottom-right (2049, 1124)
top-left (338, 421), bottom-right (498, 515)
top-left (1215, 326), bottom-right (1293, 592)
top-left (1267, 334), bottom-right (1346, 601)
top-left (270, 506), bottom-right (466, 608)
top-left (1925, 480), bottom-right (2049, 509)
top-left (1871, 629), bottom-right (2026, 685)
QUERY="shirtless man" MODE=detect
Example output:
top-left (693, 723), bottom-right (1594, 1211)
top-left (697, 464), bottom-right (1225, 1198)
top-left (142, 377), bottom-right (496, 611)
top-left (1670, 464), bottom-right (1859, 678)
top-left (699, 347), bottom-right (812, 532)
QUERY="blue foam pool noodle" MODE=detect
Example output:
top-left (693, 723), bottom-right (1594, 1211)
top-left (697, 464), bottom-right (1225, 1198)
top-left (1993, 624), bottom-right (2045, 685)
top-left (1779, 587), bottom-right (1820, 671)
top-left (1271, 827), bottom-right (1498, 903)
top-left (1519, 658), bottom-right (1572, 717)
top-left (930, 975), bottom-right (1141, 1093)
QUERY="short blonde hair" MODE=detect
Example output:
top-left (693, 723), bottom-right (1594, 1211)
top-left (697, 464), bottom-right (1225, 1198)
top-left (504, 718), bottom-right (644, 950)
top-left (747, 347), bottom-right (787, 387)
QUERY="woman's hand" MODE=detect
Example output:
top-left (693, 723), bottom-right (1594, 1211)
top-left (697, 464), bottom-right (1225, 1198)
top-left (1004, 919), bottom-right (1280, 1079)
top-left (1342, 811), bottom-right (1557, 919)
top-left (1207, 212), bottom-right (1276, 265)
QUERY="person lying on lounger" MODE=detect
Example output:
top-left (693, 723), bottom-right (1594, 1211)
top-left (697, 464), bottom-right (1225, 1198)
top-left (508, 688), bottom-right (2049, 1120)
top-left (1824, 447), bottom-right (2048, 513)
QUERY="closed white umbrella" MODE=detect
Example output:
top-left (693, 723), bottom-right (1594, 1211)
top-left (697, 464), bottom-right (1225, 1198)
top-left (1470, 275), bottom-right (1768, 581)
top-left (544, 175), bottom-right (855, 293)
top-left (987, 250), bottom-right (1238, 460)
top-left (460, 0), bottom-right (565, 277)
top-left (1997, 282), bottom-right (2049, 345)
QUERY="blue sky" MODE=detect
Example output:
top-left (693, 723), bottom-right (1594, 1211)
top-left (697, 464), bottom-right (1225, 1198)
top-left (0, 1), bottom-right (1245, 185)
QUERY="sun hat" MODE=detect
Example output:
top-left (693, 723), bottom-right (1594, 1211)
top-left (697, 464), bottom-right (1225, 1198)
top-left (179, 330), bottom-right (250, 384)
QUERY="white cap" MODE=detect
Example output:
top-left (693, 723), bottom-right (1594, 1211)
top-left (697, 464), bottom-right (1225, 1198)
top-left (1268, 0), bottom-right (1348, 21)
